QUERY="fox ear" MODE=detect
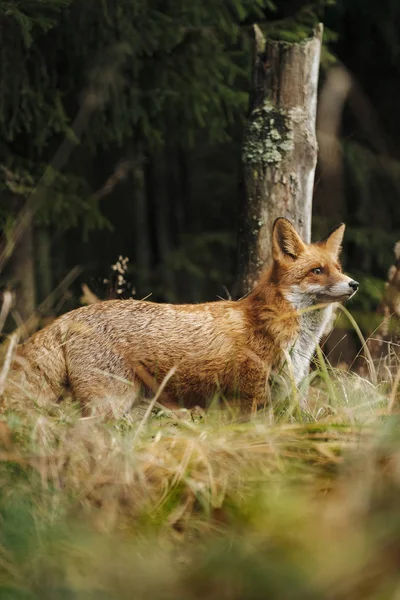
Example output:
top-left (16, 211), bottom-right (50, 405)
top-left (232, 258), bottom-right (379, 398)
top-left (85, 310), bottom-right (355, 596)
top-left (321, 223), bottom-right (345, 259)
top-left (272, 218), bottom-right (306, 262)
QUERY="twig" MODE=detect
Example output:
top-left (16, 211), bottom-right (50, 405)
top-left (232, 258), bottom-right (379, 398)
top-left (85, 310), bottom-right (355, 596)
top-left (0, 332), bottom-right (19, 396)
top-left (21, 266), bottom-right (82, 336)
top-left (0, 291), bottom-right (13, 334)
top-left (80, 283), bottom-right (100, 305)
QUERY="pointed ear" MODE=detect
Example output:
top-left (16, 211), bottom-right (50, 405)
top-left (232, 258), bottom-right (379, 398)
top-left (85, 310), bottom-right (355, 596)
top-left (321, 223), bottom-right (345, 259)
top-left (272, 218), bottom-right (306, 262)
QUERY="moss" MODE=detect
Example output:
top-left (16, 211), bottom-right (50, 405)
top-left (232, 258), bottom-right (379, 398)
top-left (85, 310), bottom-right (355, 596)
top-left (242, 100), bottom-right (293, 167)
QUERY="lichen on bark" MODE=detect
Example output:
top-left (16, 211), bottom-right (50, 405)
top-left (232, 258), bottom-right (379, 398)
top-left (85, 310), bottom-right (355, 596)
top-left (242, 100), bottom-right (294, 167)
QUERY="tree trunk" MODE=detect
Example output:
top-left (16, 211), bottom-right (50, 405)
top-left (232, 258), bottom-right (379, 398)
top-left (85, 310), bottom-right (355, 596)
top-left (11, 220), bottom-right (36, 324)
top-left (238, 24), bottom-right (323, 294)
top-left (148, 148), bottom-right (176, 301)
top-left (36, 226), bottom-right (53, 306)
top-left (314, 65), bottom-right (352, 225)
top-left (132, 154), bottom-right (151, 295)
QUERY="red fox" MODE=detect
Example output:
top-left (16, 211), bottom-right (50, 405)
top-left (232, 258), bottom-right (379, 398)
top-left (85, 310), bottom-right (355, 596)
top-left (4, 218), bottom-right (358, 413)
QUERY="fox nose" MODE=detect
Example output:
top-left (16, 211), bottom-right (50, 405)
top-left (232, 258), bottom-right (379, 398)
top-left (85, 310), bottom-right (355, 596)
top-left (349, 280), bottom-right (359, 291)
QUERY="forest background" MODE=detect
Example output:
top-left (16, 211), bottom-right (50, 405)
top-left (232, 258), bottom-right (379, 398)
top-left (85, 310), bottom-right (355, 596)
top-left (3, 4), bottom-right (400, 598)
top-left (1, 0), bottom-right (400, 340)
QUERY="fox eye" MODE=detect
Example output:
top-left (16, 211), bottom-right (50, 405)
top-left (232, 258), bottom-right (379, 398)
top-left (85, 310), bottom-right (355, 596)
top-left (312, 267), bottom-right (324, 275)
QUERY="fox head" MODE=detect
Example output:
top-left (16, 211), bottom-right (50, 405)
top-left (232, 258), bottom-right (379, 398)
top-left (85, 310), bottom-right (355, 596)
top-left (271, 218), bottom-right (359, 308)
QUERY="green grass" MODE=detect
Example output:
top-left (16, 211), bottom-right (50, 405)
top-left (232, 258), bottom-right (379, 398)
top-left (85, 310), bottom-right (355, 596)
top-left (0, 364), bottom-right (399, 599)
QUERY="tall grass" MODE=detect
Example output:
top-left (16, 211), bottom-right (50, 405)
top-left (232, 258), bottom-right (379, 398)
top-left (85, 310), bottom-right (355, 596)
top-left (0, 349), bottom-right (399, 599)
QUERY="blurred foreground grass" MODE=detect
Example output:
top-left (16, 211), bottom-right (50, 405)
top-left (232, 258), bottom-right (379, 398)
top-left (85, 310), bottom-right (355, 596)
top-left (0, 365), bottom-right (399, 599)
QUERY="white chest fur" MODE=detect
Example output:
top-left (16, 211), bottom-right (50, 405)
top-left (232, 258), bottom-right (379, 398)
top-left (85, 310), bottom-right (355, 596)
top-left (284, 288), bottom-right (334, 383)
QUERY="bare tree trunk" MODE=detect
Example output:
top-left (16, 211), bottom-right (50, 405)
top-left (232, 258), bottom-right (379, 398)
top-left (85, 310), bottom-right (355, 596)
top-left (36, 226), bottom-right (53, 306)
top-left (148, 148), bottom-right (176, 301)
top-left (314, 65), bottom-right (352, 224)
top-left (238, 24), bottom-right (323, 294)
top-left (11, 220), bottom-right (36, 324)
top-left (132, 154), bottom-right (151, 295)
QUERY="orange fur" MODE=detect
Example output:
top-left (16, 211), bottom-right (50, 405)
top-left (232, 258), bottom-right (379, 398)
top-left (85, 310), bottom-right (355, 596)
top-left (3, 219), bottom-right (358, 413)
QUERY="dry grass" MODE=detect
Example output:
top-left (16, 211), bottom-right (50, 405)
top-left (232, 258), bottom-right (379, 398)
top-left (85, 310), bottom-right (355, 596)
top-left (0, 357), bottom-right (399, 599)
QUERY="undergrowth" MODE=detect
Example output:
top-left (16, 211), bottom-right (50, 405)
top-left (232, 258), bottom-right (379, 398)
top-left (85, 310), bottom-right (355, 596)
top-left (0, 360), bottom-right (399, 599)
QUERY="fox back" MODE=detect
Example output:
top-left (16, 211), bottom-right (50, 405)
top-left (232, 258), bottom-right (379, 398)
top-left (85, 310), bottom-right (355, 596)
top-left (4, 218), bottom-right (358, 413)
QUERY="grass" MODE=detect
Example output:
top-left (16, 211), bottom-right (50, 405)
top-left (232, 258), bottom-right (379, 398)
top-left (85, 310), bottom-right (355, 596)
top-left (0, 359), bottom-right (399, 599)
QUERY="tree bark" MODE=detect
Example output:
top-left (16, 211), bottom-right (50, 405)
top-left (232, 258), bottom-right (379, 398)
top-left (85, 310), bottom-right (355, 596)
top-left (238, 24), bottom-right (323, 294)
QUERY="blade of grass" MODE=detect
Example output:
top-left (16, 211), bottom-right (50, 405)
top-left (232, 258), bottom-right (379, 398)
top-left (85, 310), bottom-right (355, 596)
top-left (337, 304), bottom-right (377, 385)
